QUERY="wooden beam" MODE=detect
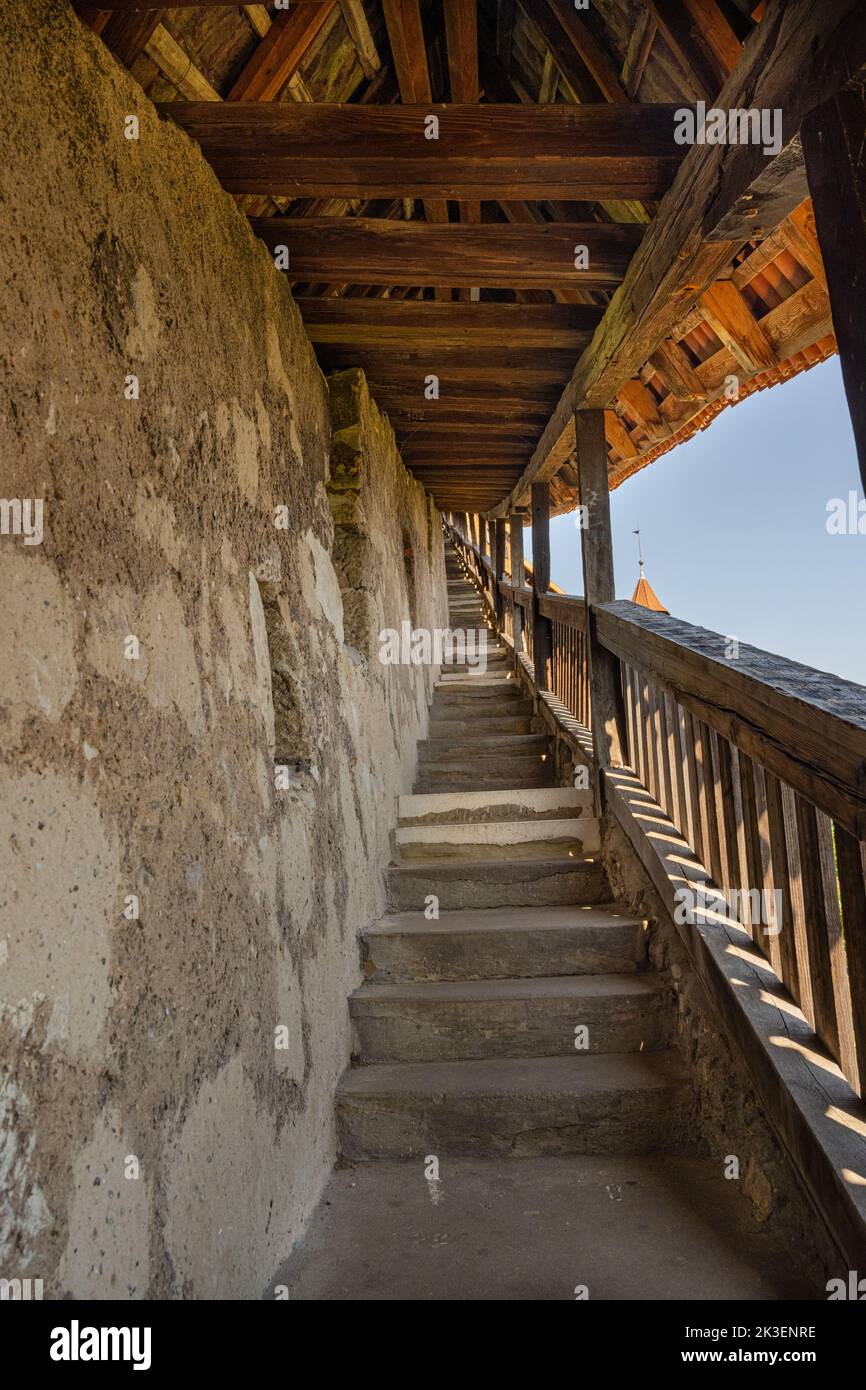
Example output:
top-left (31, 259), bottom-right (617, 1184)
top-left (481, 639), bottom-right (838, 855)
top-left (681, 0), bottom-right (744, 77)
top-left (648, 337), bottom-right (708, 402)
top-left (609, 277), bottom-right (834, 483)
top-left (159, 102), bottom-right (684, 200)
top-left (444, 0), bottom-right (479, 102)
top-left (382, 0), bottom-right (432, 102)
top-left (298, 299), bottom-right (603, 348)
top-left (646, 0), bottom-right (727, 99)
top-left (518, 0), bottom-right (602, 103)
top-left (604, 408), bottom-right (638, 460)
top-left (538, 49), bottom-right (559, 104)
top-left (381, 0), bottom-right (449, 267)
top-left (576, 410), bottom-right (627, 778)
top-left (103, 9), bottom-right (164, 66)
top-left (340, 360), bottom-right (572, 387)
top-left (244, 6), bottom-right (272, 39)
top-left (144, 25), bottom-right (220, 101)
top-left (700, 280), bottom-right (777, 372)
top-left (493, 0), bottom-right (866, 513)
top-left (498, 199), bottom-right (602, 307)
top-left (251, 217), bottom-right (642, 288)
top-left (621, 9), bottom-right (657, 98)
top-left (545, 0), bottom-right (629, 104)
top-left (393, 406), bottom-right (550, 427)
top-left (92, 1), bottom-right (328, 5)
top-left (617, 378), bottom-right (666, 436)
top-left (71, 5), bottom-right (113, 35)
top-left (802, 83), bottom-right (866, 493)
top-left (338, 0), bottom-right (381, 79)
top-left (444, 0), bottom-right (481, 245)
top-left (227, 3), bottom-right (336, 102)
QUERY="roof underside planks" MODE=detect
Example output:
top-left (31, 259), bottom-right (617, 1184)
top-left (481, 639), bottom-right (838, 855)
top-left (78, 0), bottom-right (849, 516)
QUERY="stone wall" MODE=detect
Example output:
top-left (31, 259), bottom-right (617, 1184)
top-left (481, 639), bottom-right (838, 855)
top-left (0, 0), bottom-right (447, 1298)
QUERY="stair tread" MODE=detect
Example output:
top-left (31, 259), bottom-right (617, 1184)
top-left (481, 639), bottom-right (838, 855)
top-left (389, 855), bottom-right (598, 879)
top-left (367, 903), bottom-right (641, 937)
top-left (422, 734), bottom-right (546, 749)
top-left (337, 1051), bottom-right (688, 1098)
top-left (350, 973), bottom-right (661, 1004)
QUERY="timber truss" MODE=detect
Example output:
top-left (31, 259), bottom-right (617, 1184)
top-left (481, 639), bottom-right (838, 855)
top-left (75, 0), bottom-right (860, 515)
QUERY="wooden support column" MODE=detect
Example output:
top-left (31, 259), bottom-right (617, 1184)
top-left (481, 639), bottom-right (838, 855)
top-left (530, 482), bottom-right (552, 690)
top-left (575, 409), bottom-right (627, 778)
top-left (803, 84), bottom-right (866, 494)
top-left (471, 512), bottom-right (481, 551)
top-left (494, 518), bottom-right (507, 628)
top-left (508, 512), bottom-right (525, 652)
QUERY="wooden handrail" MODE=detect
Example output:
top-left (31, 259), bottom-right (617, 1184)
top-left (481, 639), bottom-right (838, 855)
top-left (538, 592), bottom-right (587, 629)
top-left (595, 599), bottom-right (866, 840)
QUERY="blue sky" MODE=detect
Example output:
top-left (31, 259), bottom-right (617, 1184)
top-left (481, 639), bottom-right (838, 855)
top-left (525, 357), bottom-right (866, 686)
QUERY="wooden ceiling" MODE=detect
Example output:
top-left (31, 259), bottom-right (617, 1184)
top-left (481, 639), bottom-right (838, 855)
top-left (77, 1), bottom-right (843, 516)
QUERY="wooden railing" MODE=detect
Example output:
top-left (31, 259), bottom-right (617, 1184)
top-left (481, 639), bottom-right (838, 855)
top-left (445, 520), bottom-right (866, 1102)
top-left (596, 599), bottom-right (866, 1099)
top-left (538, 591), bottom-right (591, 732)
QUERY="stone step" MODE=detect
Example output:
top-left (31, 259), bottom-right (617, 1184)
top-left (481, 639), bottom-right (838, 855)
top-left (349, 973), bottom-right (669, 1063)
top-left (418, 746), bottom-right (548, 769)
top-left (415, 755), bottom-right (553, 780)
top-left (398, 786), bottom-right (593, 826)
top-left (387, 854), bottom-right (606, 911)
top-left (439, 660), bottom-right (511, 678)
top-left (418, 733), bottom-right (549, 766)
top-left (429, 697), bottom-right (533, 722)
top-left (414, 772), bottom-right (556, 796)
top-left (336, 1052), bottom-right (691, 1159)
top-left (396, 817), bottom-right (600, 860)
top-left (434, 673), bottom-right (520, 691)
top-left (429, 712), bottom-right (534, 737)
top-left (431, 683), bottom-right (526, 708)
top-left (363, 904), bottom-right (646, 983)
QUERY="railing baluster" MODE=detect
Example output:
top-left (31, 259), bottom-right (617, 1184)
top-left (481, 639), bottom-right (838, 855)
top-left (642, 679), bottom-right (658, 802)
top-left (681, 708), bottom-right (704, 868)
top-left (794, 797), bottom-right (849, 1068)
top-left (780, 782), bottom-right (815, 1027)
top-left (653, 687), bottom-right (672, 819)
top-left (661, 691), bottom-right (684, 835)
top-left (694, 719), bottom-right (722, 888)
top-left (834, 825), bottom-right (866, 1097)
top-left (625, 666), bottom-right (641, 783)
top-left (763, 771), bottom-right (801, 1001)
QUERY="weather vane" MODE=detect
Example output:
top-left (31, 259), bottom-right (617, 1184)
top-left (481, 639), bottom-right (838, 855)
top-left (633, 528), bottom-right (644, 570)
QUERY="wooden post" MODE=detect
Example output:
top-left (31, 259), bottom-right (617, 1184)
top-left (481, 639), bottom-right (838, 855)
top-left (494, 518), bottom-right (507, 628)
top-left (508, 512), bottom-right (525, 652)
top-left (802, 87), bottom-right (866, 493)
top-left (575, 408), bottom-right (627, 776)
top-left (530, 482), bottom-right (552, 690)
top-left (471, 512), bottom-right (481, 551)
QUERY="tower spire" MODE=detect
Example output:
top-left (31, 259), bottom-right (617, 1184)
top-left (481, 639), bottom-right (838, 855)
top-left (630, 528), bottom-right (668, 613)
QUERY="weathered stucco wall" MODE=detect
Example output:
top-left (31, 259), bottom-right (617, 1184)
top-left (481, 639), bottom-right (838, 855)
top-left (0, 0), bottom-right (447, 1298)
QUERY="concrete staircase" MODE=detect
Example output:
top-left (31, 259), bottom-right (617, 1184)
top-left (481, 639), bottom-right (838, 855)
top-left (336, 546), bottom-right (691, 1162)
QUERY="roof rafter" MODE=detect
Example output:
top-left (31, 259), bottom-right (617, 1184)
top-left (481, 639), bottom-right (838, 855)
top-left (491, 0), bottom-right (866, 516)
